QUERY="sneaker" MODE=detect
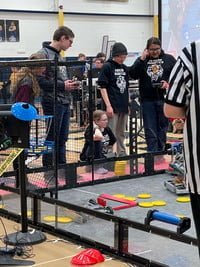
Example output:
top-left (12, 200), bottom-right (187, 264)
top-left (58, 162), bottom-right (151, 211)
top-left (95, 167), bottom-right (108, 174)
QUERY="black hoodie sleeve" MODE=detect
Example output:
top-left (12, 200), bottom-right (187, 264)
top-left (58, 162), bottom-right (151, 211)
top-left (129, 57), bottom-right (145, 80)
top-left (97, 63), bottom-right (111, 88)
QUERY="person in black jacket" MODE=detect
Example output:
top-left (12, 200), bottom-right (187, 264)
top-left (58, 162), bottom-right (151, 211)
top-left (98, 42), bottom-right (129, 157)
top-left (129, 37), bottom-right (176, 152)
top-left (80, 110), bottom-right (116, 174)
top-left (37, 26), bottom-right (80, 168)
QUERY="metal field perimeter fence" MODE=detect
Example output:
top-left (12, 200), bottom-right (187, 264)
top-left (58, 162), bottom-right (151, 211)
top-left (0, 57), bottom-right (94, 168)
top-left (0, 57), bottom-right (149, 194)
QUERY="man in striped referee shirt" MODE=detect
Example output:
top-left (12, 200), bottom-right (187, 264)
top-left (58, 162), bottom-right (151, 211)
top-left (164, 40), bottom-right (200, 257)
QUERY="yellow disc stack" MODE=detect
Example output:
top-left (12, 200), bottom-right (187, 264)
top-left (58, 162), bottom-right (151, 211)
top-left (114, 161), bottom-right (126, 176)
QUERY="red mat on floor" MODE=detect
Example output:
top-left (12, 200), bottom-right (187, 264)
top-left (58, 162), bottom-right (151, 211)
top-left (0, 189), bottom-right (13, 196)
top-left (0, 178), bottom-right (15, 196)
top-left (78, 161), bottom-right (169, 182)
top-left (0, 161), bottom-right (170, 193)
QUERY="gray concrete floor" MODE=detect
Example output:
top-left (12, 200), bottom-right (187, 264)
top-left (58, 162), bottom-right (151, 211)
top-left (1, 172), bottom-right (199, 267)
top-left (57, 173), bottom-right (199, 267)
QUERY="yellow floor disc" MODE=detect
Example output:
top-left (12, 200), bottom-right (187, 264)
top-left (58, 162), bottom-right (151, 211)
top-left (137, 193), bottom-right (151, 199)
top-left (139, 202), bottom-right (154, 208)
top-left (113, 194), bottom-right (126, 198)
top-left (43, 216), bottom-right (55, 222)
top-left (18, 211), bottom-right (32, 217)
top-left (57, 217), bottom-right (72, 223)
top-left (0, 204), bottom-right (4, 209)
top-left (124, 196), bottom-right (136, 201)
top-left (176, 197), bottom-right (190, 203)
top-left (152, 200), bottom-right (166, 206)
top-left (43, 216), bottom-right (72, 223)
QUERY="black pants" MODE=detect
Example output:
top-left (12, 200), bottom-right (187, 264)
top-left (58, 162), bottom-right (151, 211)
top-left (189, 192), bottom-right (200, 257)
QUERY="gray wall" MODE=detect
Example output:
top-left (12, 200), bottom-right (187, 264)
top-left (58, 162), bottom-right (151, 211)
top-left (0, 0), bottom-right (156, 58)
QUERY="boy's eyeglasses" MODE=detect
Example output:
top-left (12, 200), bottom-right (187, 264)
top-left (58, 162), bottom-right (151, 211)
top-left (148, 48), bottom-right (161, 52)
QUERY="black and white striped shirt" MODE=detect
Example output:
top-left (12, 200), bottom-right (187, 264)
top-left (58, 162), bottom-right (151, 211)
top-left (165, 40), bottom-right (200, 194)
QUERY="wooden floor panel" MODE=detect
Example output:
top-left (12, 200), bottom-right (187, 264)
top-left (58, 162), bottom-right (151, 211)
top-left (0, 218), bottom-right (135, 267)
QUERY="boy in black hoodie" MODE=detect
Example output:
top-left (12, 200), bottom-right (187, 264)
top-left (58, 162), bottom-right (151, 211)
top-left (98, 42), bottom-right (129, 157)
top-left (129, 37), bottom-right (176, 153)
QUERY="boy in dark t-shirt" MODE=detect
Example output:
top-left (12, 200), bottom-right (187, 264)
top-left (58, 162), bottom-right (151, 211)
top-left (98, 42), bottom-right (129, 157)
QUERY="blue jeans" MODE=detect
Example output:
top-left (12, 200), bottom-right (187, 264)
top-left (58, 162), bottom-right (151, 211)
top-left (42, 101), bottom-right (71, 166)
top-left (141, 100), bottom-right (169, 152)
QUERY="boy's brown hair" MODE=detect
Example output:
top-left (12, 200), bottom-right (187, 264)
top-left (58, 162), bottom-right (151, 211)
top-left (53, 26), bottom-right (74, 41)
top-left (93, 110), bottom-right (106, 121)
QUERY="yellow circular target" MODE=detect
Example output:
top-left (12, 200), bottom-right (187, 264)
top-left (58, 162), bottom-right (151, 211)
top-left (43, 216), bottom-right (55, 222)
top-left (124, 196), bottom-right (136, 201)
top-left (58, 217), bottom-right (72, 223)
top-left (152, 200), bottom-right (166, 206)
top-left (0, 204), bottom-right (4, 209)
top-left (176, 197), bottom-right (190, 203)
top-left (137, 193), bottom-right (151, 199)
top-left (139, 202), bottom-right (154, 208)
top-left (43, 216), bottom-right (72, 223)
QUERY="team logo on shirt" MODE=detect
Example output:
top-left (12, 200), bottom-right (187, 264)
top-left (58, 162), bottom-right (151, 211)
top-left (116, 75), bottom-right (126, 93)
top-left (147, 59), bottom-right (164, 82)
top-left (102, 134), bottom-right (109, 153)
top-left (114, 69), bottom-right (127, 94)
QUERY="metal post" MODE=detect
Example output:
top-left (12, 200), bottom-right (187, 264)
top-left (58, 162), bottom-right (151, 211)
top-left (18, 150), bottom-right (28, 233)
top-left (87, 58), bottom-right (95, 183)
